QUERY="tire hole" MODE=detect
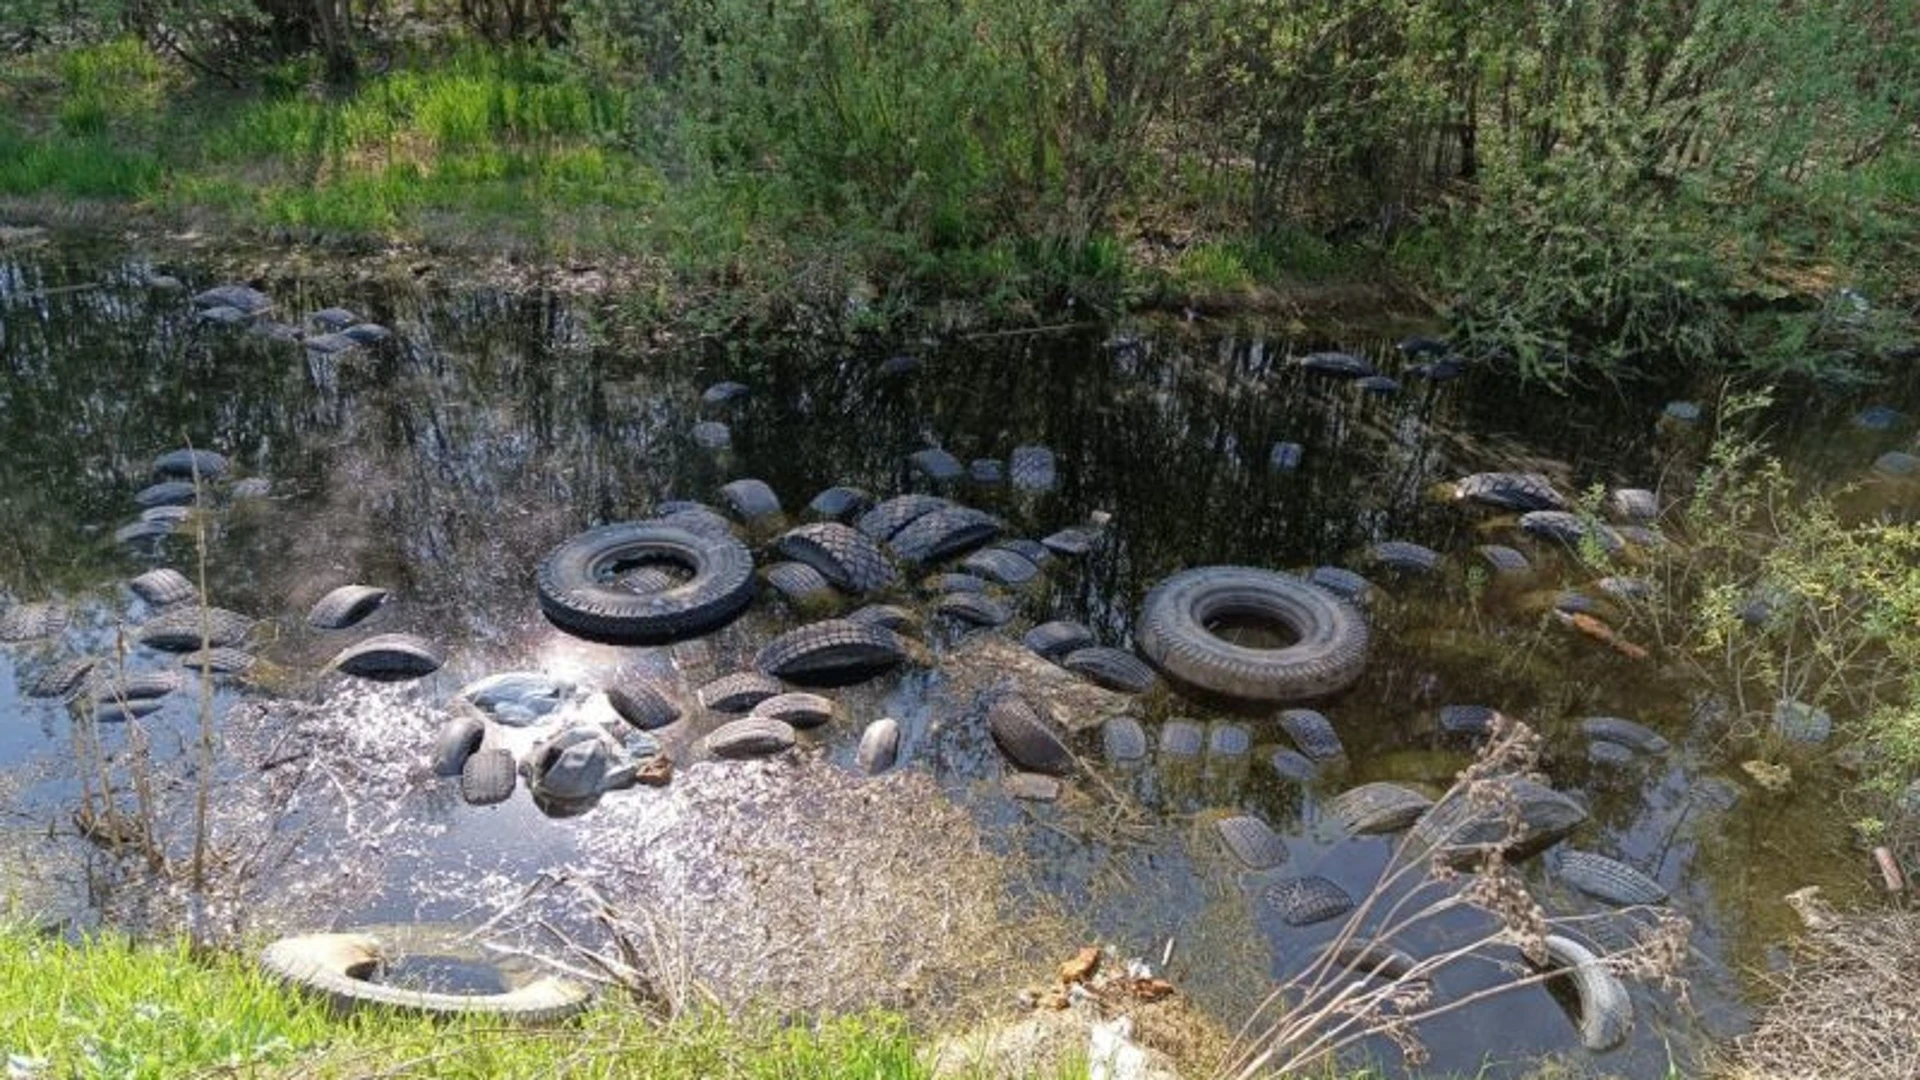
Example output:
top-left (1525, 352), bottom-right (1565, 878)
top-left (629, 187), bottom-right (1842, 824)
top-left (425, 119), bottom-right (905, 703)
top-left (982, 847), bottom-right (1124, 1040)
top-left (1204, 613), bottom-right (1300, 650)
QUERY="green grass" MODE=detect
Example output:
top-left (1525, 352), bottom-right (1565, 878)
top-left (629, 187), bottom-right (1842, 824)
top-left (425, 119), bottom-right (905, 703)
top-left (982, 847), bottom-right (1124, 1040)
top-left (0, 925), bottom-right (982, 1079)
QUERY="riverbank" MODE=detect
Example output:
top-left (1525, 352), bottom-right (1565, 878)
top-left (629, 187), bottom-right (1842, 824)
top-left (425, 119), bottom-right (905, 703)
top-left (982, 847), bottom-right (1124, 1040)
top-left (3, 33), bottom-right (1914, 378)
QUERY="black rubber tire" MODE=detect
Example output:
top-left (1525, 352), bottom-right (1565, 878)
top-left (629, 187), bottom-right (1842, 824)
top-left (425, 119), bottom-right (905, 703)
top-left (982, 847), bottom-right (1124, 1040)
top-left (961, 547), bottom-right (1038, 587)
top-left (706, 717), bottom-right (796, 759)
top-left (1307, 566), bottom-right (1374, 607)
top-left (1453, 471), bottom-right (1569, 512)
top-left (1531, 935), bottom-right (1634, 1051)
top-left (1208, 724), bottom-right (1251, 757)
top-left (308, 584), bottom-right (392, 630)
top-left (460, 748), bottom-right (518, 805)
top-left (536, 521), bottom-right (756, 644)
top-left (1278, 708), bottom-right (1345, 762)
top-left (86, 668), bottom-right (183, 701)
top-left (1060, 647), bottom-right (1157, 694)
top-left (690, 421), bottom-right (731, 449)
top-left (1556, 850), bottom-right (1668, 906)
top-left (130, 568), bottom-right (197, 607)
top-left (1266, 876), bottom-right (1354, 927)
top-left (152, 448), bottom-right (230, 480)
top-left (1321, 782), bottom-right (1432, 836)
top-left (908, 448), bottom-right (965, 483)
top-left (1322, 941), bottom-right (1420, 983)
top-left (607, 681), bottom-right (681, 731)
top-left (180, 647), bottom-right (256, 675)
top-left (1158, 720), bottom-right (1204, 758)
top-left (1414, 776), bottom-right (1587, 862)
top-left (1367, 541), bottom-right (1441, 574)
top-left (1606, 488), bottom-right (1659, 523)
top-left (93, 698), bottom-right (166, 722)
top-left (1007, 446), bottom-right (1057, 492)
top-left (1040, 528), bottom-right (1098, 557)
top-left (845, 604), bottom-right (919, 634)
top-left (1297, 352), bottom-right (1373, 378)
top-left (1136, 567), bottom-right (1369, 701)
top-left (927, 572), bottom-right (990, 594)
top-left (754, 619), bottom-right (905, 686)
top-left (987, 694), bottom-right (1072, 775)
top-left (1269, 748), bottom-right (1317, 782)
top-left (1102, 716), bottom-right (1148, 762)
top-left (750, 692), bottom-right (837, 729)
top-left (855, 495), bottom-right (951, 541)
top-left (28, 656), bottom-right (100, 699)
top-left (887, 506), bottom-right (1001, 566)
top-left (0, 602), bottom-right (68, 642)
top-left (718, 479), bottom-right (782, 522)
top-left (137, 607), bottom-right (254, 652)
top-left (1580, 716), bottom-right (1670, 755)
top-left (1024, 621), bottom-right (1095, 660)
top-left (807, 485), bottom-right (875, 522)
top-left (933, 592), bottom-right (1011, 627)
top-left (134, 480), bottom-right (199, 508)
top-left (777, 523), bottom-right (897, 594)
top-left (856, 717), bottom-right (900, 773)
top-left (1215, 815), bottom-right (1288, 870)
top-left (696, 671), bottom-right (786, 713)
top-left (702, 380), bottom-right (750, 404)
top-left (332, 634), bottom-right (444, 681)
top-left (968, 459), bottom-right (1004, 485)
top-left (1475, 545), bottom-right (1532, 575)
top-left (431, 713), bottom-right (487, 778)
top-left (764, 561), bottom-right (836, 606)
top-left (261, 933), bottom-right (590, 1023)
top-left (996, 538), bottom-right (1052, 565)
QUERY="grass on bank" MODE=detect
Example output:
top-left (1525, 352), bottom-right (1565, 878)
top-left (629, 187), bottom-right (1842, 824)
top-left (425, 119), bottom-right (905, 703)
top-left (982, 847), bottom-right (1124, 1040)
top-left (0, 925), bottom-right (983, 1079)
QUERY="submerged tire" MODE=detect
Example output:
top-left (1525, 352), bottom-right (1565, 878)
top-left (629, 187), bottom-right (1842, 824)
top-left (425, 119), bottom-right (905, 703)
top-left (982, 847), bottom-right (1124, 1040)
top-left (137, 607), bottom-right (253, 652)
top-left (856, 495), bottom-right (951, 542)
top-left (856, 717), bottom-right (901, 774)
top-left (1102, 716), bottom-right (1148, 762)
top-left (1059, 647), bottom-right (1157, 694)
top-left (1267, 876), bottom-right (1354, 927)
top-left (1040, 527), bottom-right (1099, 557)
top-left (1557, 849), bottom-right (1668, 906)
top-left (750, 692), bottom-right (837, 729)
top-left (777, 523), bottom-right (897, 594)
top-left (1531, 935), bottom-right (1634, 1051)
top-left (887, 506), bottom-right (1001, 566)
top-left (261, 933), bottom-right (590, 1023)
top-left (1414, 776), bottom-right (1587, 862)
top-left (933, 592), bottom-right (1011, 628)
top-left (696, 671), bottom-right (785, 713)
top-left (807, 486), bottom-right (875, 522)
top-left (1024, 621), bottom-right (1096, 660)
top-left (1322, 941), bottom-right (1420, 983)
top-left (0, 602), bottom-right (68, 642)
top-left (987, 694), bottom-right (1072, 775)
top-left (431, 713), bottom-right (487, 778)
top-left (1580, 716), bottom-right (1670, 755)
top-left (1454, 472), bottom-right (1568, 512)
top-left (536, 522), bottom-right (756, 644)
top-left (1136, 567), bottom-right (1369, 701)
top-left (459, 749), bottom-right (518, 806)
top-left (1159, 719), bottom-right (1205, 759)
top-left (180, 647), bottom-right (256, 676)
top-left (909, 448), bottom-right (966, 483)
top-left (607, 681), bottom-right (681, 731)
top-left (1322, 782), bottom-right (1433, 836)
top-left (331, 634), bottom-right (444, 681)
top-left (1367, 540), bottom-right (1441, 575)
top-left (152, 448), bottom-right (230, 481)
top-left (961, 547), bottom-right (1039, 587)
top-left (308, 585), bottom-right (391, 630)
top-left (1008, 446), bottom-right (1058, 492)
top-left (718, 478), bottom-right (782, 522)
top-left (706, 716), bottom-right (796, 759)
top-left (28, 656), bottom-right (100, 699)
top-left (1278, 708), bottom-right (1345, 762)
top-left (754, 619), bottom-right (905, 685)
top-left (1214, 815), bottom-right (1288, 870)
top-left (845, 604), bottom-right (919, 634)
top-left (130, 568), bottom-right (197, 607)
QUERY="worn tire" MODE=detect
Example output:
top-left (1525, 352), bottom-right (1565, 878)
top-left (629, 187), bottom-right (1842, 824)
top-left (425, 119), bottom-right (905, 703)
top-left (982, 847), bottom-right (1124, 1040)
top-left (856, 495), bottom-right (950, 542)
top-left (1060, 647), bottom-right (1157, 694)
top-left (1024, 621), bottom-right (1095, 660)
top-left (431, 713), bottom-right (487, 778)
top-left (887, 506), bottom-right (1001, 566)
top-left (1136, 567), bottom-right (1368, 701)
top-left (536, 522), bottom-right (755, 644)
top-left (750, 692), bottom-right (837, 729)
top-left (137, 607), bottom-right (254, 652)
top-left (308, 584), bottom-right (392, 630)
top-left (1556, 850), bottom-right (1668, 906)
top-left (807, 485), bottom-right (875, 522)
top-left (332, 634), bottom-right (443, 681)
top-left (706, 717), bottom-right (796, 759)
top-left (459, 749), bottom-right (518, 806)
top-left (130, 568), bottom-right (196, 607)
top-left (261, 933), bottom-right (590, 1023)
top-left (961, 547), bottom-right (1038, 587)
top-left (755, 619), bottom-right (904, 685)
top-left (1278, 708), bottom-right (1345, 762)
top-left (607, 681), bottom-right (681, 731)
top-left (718, 478), bottom-right (782, 522)
top-left (987, 694), bottom-right (1072, 775)
top-left (933, 592), bottom-right (1011, 627)
top-left (777, 523), bottom-right (897, 594)
top-left (1266, 876), bottom-right (1354, 927)
top-left (1531, 935), bottom-right (1634, 1051)
top-left (1215, 815), bottom-right (1288, 870)
top-left (696, 671), bottom-right (785, 713)
top-left (1321, 782), bottom-right (1433, 836)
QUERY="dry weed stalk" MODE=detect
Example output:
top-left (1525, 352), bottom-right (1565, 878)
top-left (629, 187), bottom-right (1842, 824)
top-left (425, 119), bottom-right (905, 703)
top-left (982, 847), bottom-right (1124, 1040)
top-left (1215, 716), bottom-right (1691, 1079)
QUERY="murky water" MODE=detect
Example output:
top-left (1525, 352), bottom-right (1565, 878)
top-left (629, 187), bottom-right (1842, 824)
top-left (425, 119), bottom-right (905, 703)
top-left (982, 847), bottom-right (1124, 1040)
top-left (2, 235), bottom-right (1916, 1076)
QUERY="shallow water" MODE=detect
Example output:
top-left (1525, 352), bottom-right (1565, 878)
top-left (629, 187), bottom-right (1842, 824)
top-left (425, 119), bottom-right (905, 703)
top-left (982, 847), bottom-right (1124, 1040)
top-left (2, 237), bottom-right (1917, 1076)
